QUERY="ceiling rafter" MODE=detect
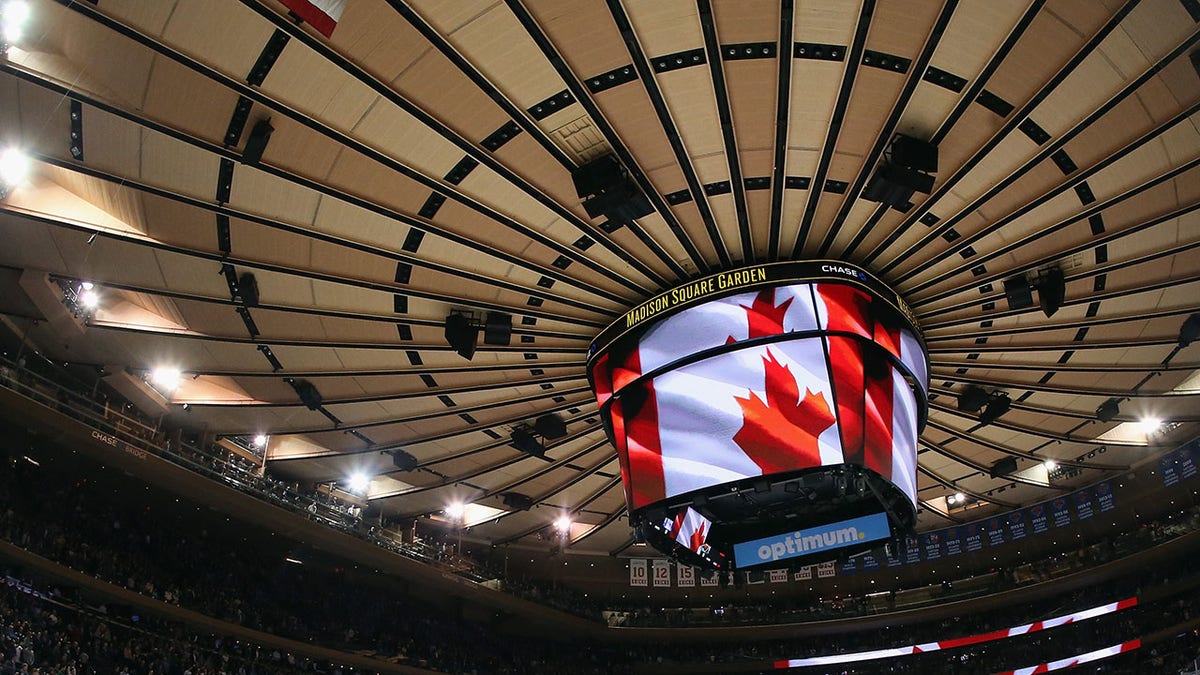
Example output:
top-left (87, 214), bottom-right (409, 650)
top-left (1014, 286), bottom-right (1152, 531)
top-left (505, 0), bottom-right (710, 279)
top-left (862, 0), bottom-right (1141, 266)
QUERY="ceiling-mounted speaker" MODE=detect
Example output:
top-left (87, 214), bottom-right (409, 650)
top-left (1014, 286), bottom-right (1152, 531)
top-left (483, 311), bottom-right (512, 346)
top-left (241, 119), bottom-right (273, 166)
top-left (511, 427), bottom-right (545, 459)
top-left (979, 392), bottom-right (1011, 425)
top-left (533, 413), bottom-right (567, 440)
top-left (502, 492), bottom-right (535, 511)
top-left (1095, 398), bottom-right (1120, 423)
top-left (890, 134), bottom-right (938, 172)
top-left (862, 164), bottom-right (934, 208)
top-left (571, 155), bottom-right (654, 223)
top-left (1180, 314), bottom-right (1200, 348)
top-left (444, 312), bottom-right (479, 360)
top-left (391, 449), bottom-right (418, 472)
top-left (989, 456), bottom-right (1018, 478)
top-left (1003, 275), bottom-right (1034, 311)
top-left (1035, 266), bottom-right (1065, 318)
top-left (238, 272), bottom-right (259, 307)
top-left (956, 385), bottom-right (990, 413)
top-left (290, 379), bottom-right (322, 410)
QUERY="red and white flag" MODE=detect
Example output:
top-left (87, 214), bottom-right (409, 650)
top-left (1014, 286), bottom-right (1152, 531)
top-left (279, 0), bottom-right (345, 37)
top-left (662, 507), bottom-right (711, 553)
top-left (596, 282), bottom-right (924, 512)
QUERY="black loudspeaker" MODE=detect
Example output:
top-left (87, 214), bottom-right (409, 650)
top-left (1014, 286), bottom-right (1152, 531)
top-left (533, 413), bottom-right (567, 439)
top-left (483, 312), bottom-right (512, 346)
top-left (444, 313), bottom-right (479, 360)
top-left (241, 119), bottom-right (274, 166)
top-left (890, 134), bottom-right (938, 172)
top-left (502, 492), bottom-right (535, 511)
top-left (862, 164), bottom-right (934, 208)
top-left (1035, 267), bottom-right (1065, 317)
top-left (291, 379), bottom-right (322, 410)
top-left (238, 272), bottom-right (259, 307)
top-left (1003, 275), bottom-right (1034, 310)
top-left (391, 450), bottom-right (418, 471)
top-left (511, 428), bottom-right (545, 458)
top-left (957, 385), bottom-right (990, 413)
top-left (989, 456), bottom-right (1018, 478)
top-left (979, 393), bottom-right (1011, 425)
top-left (1095, 398), bottom-right (1120, 423)
top-left (1180, 313), bottom-right (1200, 348)
top-left (571, 155), bottom-right (654, 222)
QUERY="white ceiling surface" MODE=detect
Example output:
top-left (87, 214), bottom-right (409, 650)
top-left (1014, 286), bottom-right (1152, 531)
top-left (0, 0), bottom-right (1197, 554)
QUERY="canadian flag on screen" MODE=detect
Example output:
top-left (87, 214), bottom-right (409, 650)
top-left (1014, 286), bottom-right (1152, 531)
top-left (662, 507), bottom-right (710, 553)
top-left (606, 283), bottom-right (919, 511)
top-left (278, 0), bottom-right (345, 37)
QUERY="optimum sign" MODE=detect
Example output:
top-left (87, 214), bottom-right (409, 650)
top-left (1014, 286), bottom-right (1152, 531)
top-left (733, 512), bottom-right (891, 567)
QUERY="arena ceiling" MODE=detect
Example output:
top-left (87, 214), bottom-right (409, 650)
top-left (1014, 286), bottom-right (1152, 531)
top-left (0, 0), bottom-right (1198, 557)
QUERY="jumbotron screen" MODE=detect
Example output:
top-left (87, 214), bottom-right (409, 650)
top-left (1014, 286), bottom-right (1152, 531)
top-left (588, 262), bottom-right (928, 568)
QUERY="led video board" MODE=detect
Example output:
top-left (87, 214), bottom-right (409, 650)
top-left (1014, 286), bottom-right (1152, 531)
top-left (588, 262), bottom-right (928, 567)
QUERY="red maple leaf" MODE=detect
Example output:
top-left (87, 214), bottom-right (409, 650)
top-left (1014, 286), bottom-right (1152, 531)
top-left (744, 289), bottom-right (793, 339)
top-left (733, 348), bottom-right (836, 475)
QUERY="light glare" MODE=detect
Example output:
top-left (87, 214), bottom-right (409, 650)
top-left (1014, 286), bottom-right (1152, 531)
top-left (1044, 460), bottom-right (1058, 472)
top-left (554, 515), bottom-right (572, 531)
top-left (346, 472), bottom-right (370, 494)
top-left (0, 147), bottom-right (31, 188)
top-left (445, 502), bottom-right (466, 519)
top-left (149, 367), bottom-right (181, 391)
top-left (252, 434), bottom-right (268, 448)
top-left (78, 289), bottom-right (98, 308)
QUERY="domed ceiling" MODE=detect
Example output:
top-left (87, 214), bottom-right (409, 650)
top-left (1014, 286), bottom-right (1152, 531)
top-left (0, 0), bottom-right (1197, 556)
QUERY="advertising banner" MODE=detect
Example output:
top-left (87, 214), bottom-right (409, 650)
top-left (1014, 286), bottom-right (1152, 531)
top-left (732, 512), bottom-right (890, 567)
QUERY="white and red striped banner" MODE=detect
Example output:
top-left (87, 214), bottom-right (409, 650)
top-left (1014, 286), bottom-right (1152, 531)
top-left (993, 639), bottom-right (1140, 675)
top-left (278, 0), bottom-right (345, 37)
top-left (774, 597), bottom-right (1137, 669)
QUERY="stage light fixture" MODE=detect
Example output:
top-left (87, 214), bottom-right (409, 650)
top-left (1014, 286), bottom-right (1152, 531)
top-left (1043, 460), bottom-right (1057, 472)
top-left (954, 492), bottom-right (965, 503)
top-left (78, 287), bottom-right (99, 309)
top-left (252, 434), bottom-right (268, 448)
top-left (445, 502), bottom-right (466, 520)
top-left (554, 515), bottom-right (572, 531)
top-left (1138, 417), bottom-right (1162, 435)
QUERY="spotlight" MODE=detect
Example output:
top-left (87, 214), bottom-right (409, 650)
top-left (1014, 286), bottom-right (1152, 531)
top-left (554, 515), bottom-right (572, 531)
top-left (1138, 418), bottom-right (1162, 435)
top-left (445, 502), bottom-right (466, 520)
top-left (1096, 398), bottom-right (1120, 423)
top-left (80, 281), bottom-right (93, 290)
top-left (2, 1), bottom-right (30, 46)
top-left (1043, 460), bottom-right (1057, 472)
top-left (252, 434), bottom-right (268, 448)
top-left (149, 367), bottom-right (181, 392)
top-left (0, 146), bottom-right (31, 196)
top-left (979, 392), bottom-right (1011, 425)
top-left (78, 288), bottom-right (99, 309)
top-left (1180, 314), bottom-right (1200, 348)
top-left (954, 492), bottom-right (965, 503)
top-left (346, 472), bottom-right (370, 494)
top-left (956, 385), bottom-right (990, 413)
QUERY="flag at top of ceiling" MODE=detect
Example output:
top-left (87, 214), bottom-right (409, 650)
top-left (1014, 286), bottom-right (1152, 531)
top-left (279, 0), bottom-right (345, 37)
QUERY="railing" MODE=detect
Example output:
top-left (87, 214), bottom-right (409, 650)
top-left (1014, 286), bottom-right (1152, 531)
top-left (0, 354), bottom-right (498, 585)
